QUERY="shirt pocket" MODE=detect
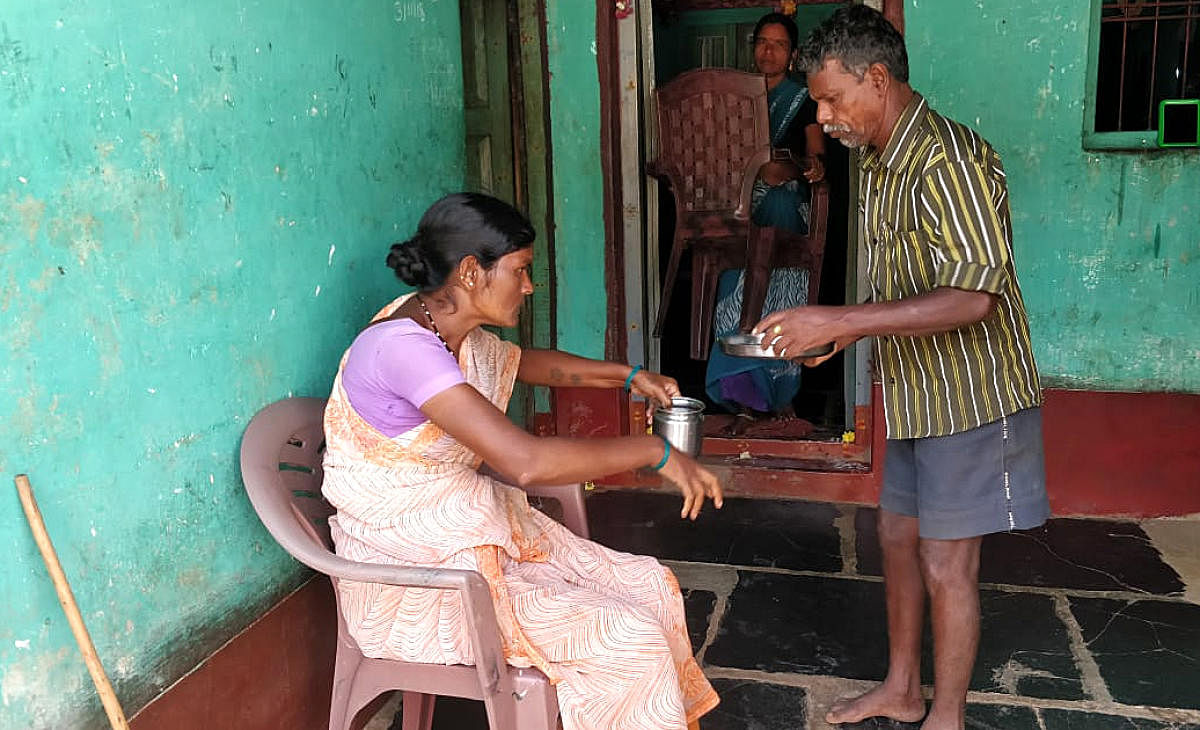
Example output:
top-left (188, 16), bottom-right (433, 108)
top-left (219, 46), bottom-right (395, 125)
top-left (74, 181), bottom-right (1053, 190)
top-left (871, 222), bottom-right (937, 300)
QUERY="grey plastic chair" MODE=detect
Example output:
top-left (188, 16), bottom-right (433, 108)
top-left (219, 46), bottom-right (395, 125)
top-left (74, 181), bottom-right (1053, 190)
top-left (240, 396), bottom-right (590, 730)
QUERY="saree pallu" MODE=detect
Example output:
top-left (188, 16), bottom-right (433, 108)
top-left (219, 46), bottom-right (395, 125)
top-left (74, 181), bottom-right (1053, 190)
top-left (321, 294), bottom-right (718, 730)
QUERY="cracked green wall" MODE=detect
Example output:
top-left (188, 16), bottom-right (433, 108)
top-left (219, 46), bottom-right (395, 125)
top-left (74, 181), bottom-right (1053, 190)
top-left (905, 0), bottom-right (1199, 391)
top-left (546, 0), bottom-right (606, 359)
top-left (0, 1), bottom-right (463, 727)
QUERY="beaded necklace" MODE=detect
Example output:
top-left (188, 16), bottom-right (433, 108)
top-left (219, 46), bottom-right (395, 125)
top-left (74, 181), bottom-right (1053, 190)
top-left (415, 294), bottom-right (454, 354)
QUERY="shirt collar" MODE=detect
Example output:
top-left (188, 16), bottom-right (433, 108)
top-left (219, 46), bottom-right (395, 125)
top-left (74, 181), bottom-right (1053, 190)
top-left (859, 92), bottom-right (928, 173)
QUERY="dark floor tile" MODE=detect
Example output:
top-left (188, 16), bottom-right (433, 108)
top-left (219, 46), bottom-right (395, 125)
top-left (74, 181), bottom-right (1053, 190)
top-left (1068, 597), bottom-right (1200, 710)
top-left (390, 695), bottom-right (487, 730)
top-left (839, 717), bottom-right (923, 729)
top-left (704, 571), bottom-right (891, 679)
top-left (832, 703), bottom-right (1036, 729)
top-left (684, 588), bottom-right (717, 652)
top-left (704, 678), bottom-right (807, 730)
top-left (964, 703), bottom-right (1039, 728)
top-left (855, 509), bottom-right (1183, 594)
top-left (706, 572), bottom-right (1080, 699)
top-left (1042, 708), bottom-right (1200, 729)
top-left (971, 591), bottom-right (1083, 700)
top-left (589, 491), bottom-right (842, 572)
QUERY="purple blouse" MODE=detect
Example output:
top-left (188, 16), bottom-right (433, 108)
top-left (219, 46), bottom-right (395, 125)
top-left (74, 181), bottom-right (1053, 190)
top-left (341, 318), bottom-right (465, 437)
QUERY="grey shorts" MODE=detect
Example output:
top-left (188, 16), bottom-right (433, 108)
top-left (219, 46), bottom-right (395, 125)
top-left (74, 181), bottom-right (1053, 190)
top-left (880, 407), bottom-right (1050, 540)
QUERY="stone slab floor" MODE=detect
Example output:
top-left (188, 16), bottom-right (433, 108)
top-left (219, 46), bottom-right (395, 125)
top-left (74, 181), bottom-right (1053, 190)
top-left (367, 490), bottom-right (1200, 730)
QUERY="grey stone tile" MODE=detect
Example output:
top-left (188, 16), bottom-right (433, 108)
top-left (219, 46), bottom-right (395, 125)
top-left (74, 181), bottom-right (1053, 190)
top-left (705, 572), bottom-right (1082, 700)
top-left (1042, 708), bottom-right (1200, 729)
top-left (704, 678), bottom-right (807, 730)
top-left (1068, 597), bottom-right (1200, 710)
top-left (855, 509), bottom-right (1184, 594)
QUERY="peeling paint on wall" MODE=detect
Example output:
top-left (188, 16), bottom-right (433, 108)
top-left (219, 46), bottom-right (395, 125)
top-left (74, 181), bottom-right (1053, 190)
top-left (908, 0), bottom-right (1200, 392)
top-left (546, 0), bottom-right (606, 359)
top-left (0, 1), bottom-right (465, 727)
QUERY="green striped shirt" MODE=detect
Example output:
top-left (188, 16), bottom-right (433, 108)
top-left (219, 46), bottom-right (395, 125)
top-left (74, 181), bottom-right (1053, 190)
top-left (860, 93), bottom-right (1041, 439)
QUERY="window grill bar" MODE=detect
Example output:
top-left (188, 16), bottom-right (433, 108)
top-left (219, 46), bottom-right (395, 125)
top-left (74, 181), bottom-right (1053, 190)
top-left (1119, 19), bottom-right (1129, 129)
top-left (1102, 11), bottom-right (1200, 22)
top-left (1148, 5), bottom-right (1162, 126)
top-left (1183, 14), bottom-right (1194, 96)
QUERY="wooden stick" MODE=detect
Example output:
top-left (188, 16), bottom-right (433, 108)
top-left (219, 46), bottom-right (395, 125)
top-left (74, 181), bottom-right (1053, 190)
top-left (15, 474), bottom-right (130, 730)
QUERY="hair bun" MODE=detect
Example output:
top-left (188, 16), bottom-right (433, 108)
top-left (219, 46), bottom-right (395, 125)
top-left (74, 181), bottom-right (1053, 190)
top-left (386, 236), bottom-right (430, 288)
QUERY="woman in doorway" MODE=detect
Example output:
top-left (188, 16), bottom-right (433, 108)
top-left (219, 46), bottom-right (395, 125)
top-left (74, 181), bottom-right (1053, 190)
top-left (705, 12), bottom-right (826, 429)
top-left (321, 193), bottom-right (722, 730)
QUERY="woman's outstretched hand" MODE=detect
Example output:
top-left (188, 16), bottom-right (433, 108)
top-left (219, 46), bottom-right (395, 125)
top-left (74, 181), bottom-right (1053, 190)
top-left (658, 448), bottom-right (724, 520)
top-left (629, 368), bottom-right (681, 425)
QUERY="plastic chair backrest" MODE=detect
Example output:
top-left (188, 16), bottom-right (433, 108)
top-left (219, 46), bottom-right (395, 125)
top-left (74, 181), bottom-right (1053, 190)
top-left (240, 397), bottom-right (336, 566)
top-left (653, 67), bottom-right (770, 216)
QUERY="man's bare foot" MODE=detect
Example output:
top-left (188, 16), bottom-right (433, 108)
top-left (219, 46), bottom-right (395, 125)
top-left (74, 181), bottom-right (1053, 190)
top-left (824, 683), bottom-right (926, 725)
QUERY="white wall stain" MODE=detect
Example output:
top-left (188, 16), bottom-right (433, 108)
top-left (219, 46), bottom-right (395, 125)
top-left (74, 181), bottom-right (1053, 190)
top-left (394, 1), bottom-right (427, 23)
top-left (327, 244), bottom-right (336, 265)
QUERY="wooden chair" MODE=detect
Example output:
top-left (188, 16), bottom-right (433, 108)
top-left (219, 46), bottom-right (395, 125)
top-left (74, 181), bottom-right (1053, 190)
top-left (650, 67), bottom-right (829, 359)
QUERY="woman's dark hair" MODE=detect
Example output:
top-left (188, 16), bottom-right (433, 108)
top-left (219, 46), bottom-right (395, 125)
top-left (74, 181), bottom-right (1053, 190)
top-left (387, 193), bottom-right (535, 291)
top-left (754, 12), bottom-right (799, 52)
top-left (797, 3), bottom-right (909, 82)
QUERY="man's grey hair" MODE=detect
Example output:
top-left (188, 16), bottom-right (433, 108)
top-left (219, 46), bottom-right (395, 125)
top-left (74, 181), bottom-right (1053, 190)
top-left (797, 4), bottom-right (909, 83)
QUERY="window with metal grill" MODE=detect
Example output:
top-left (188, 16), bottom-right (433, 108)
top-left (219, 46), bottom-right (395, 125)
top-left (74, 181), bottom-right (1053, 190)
top-left (1087, 0), bottom-right (1200, 146)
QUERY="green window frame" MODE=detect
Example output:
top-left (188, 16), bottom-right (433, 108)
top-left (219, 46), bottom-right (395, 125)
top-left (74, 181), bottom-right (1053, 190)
top-left (1083, 0), bottom-right (1200, 150)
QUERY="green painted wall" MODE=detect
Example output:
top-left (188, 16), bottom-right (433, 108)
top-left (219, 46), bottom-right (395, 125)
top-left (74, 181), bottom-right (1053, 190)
top-left (904, 0), bottom-right (1199, 392)
top-left (545, 1), bottom-right (607, 359)
top-left (0, 1), bottom-right (464, 727)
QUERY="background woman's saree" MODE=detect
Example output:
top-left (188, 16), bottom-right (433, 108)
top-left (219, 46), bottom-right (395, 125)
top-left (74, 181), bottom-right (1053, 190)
top-left (705, 76), bottom-right (813, 414)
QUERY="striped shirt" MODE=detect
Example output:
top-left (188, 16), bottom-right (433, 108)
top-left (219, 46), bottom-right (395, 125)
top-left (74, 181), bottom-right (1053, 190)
top-left (860, 93), bottom-right (1041, 439)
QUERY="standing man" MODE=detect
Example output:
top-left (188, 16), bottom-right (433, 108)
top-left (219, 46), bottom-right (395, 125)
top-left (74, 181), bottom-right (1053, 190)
top-left (754, 5), bottom-right (1048, 730)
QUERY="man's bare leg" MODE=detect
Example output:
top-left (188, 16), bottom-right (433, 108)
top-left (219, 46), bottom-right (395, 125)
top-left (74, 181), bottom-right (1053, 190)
top-left (917, 536), bottom-right (982, 730)
top-left (825, 510), bottom-right (927, 724)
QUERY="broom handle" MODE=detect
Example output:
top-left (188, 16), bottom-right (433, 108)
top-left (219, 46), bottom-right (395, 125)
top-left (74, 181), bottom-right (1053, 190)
top-left (15, 474), bottom-right (130, 730)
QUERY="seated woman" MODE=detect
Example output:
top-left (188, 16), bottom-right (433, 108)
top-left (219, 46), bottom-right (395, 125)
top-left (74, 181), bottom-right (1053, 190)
top-left (321, 193), bottom-right (723, 730)
top-left (705, 12), bottom-right (826, 428)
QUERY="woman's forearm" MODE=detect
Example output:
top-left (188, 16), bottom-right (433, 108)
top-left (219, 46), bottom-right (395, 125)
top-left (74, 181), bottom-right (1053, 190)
top-left (517, 349), bottom-right (633, 388)
top-left (507, 433), bottom-right (669, 487)
top-left (422, 384), bottom-right (668, 486)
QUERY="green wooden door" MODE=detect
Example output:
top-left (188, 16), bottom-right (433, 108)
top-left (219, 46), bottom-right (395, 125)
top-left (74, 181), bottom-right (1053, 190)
top-left (460, 0), bottom-right (516, 203)
top-left (458, 0), bottom-right (556, 425)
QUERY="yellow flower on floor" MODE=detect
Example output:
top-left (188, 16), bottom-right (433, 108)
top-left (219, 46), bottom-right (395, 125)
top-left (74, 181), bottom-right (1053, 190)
top-left (842, 430), bottom-right (856, 444)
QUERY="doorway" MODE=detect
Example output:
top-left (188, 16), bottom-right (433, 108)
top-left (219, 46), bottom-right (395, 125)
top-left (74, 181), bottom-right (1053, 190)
top-left (621, 1), bottom-right (869, 462)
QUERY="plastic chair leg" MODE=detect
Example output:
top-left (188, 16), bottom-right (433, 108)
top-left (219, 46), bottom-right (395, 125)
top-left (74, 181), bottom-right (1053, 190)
top-left (654, 233), bottom-right (686, 337)
top-left (401, 692), bottom-right (435, 730)
top-left (741, 224), bottom-right (777, 332)
top-left (558, 484), bottom-right (589, 539)
top-left (524, 484), bottom-right (589, 539)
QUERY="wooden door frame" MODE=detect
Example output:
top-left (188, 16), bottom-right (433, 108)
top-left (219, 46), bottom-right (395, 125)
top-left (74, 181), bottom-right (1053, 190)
top-left (587, 0), bottom-right (905, 500)
top-left (595, 0), bottom-right (903, 362)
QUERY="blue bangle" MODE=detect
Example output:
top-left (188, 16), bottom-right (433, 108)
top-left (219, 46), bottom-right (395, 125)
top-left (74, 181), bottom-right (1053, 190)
top-left (623, 365), bottom-right (643, 392)
top-left (651, 435), bottom-right (671, 471)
